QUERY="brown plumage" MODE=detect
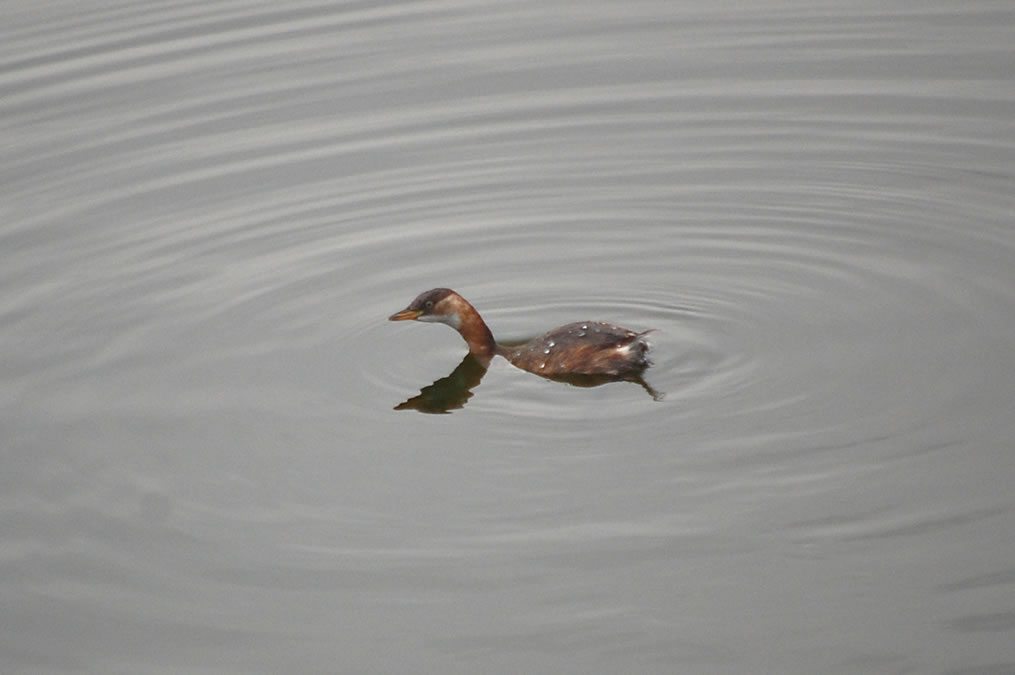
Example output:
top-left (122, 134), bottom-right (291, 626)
top-left (388, 288), bottom-right (653, 377)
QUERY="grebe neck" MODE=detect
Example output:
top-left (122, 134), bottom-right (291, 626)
top-left (453, 301), bottom-right (497, 358)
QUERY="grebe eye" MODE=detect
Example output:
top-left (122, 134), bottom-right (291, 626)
top-left (425, 300), bottom-right (433, 309)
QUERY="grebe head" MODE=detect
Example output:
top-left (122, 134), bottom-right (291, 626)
top-left (388, 288), bottom-right (465, 329)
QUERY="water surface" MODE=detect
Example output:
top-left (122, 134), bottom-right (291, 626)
top-left (2, 1), bottom-right (1014, 673)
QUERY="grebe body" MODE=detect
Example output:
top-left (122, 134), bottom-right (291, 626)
top-left (389, 288), bottom-right (653, 377)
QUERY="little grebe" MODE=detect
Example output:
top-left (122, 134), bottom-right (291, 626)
top-left (389, 288), bottom-right (653, 377)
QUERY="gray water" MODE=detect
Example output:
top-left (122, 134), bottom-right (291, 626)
top-left (2, 1), bottom-right (1014, 673)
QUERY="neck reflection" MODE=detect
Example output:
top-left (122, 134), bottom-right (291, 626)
top-left (394, 353), bottom-right (490, 414)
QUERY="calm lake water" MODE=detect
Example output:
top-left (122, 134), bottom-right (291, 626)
top-left (2, 1), bottom-right (1014, 673)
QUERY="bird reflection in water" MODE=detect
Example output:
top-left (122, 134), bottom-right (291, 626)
top-left (393, 351), bottom-right (663, 413)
